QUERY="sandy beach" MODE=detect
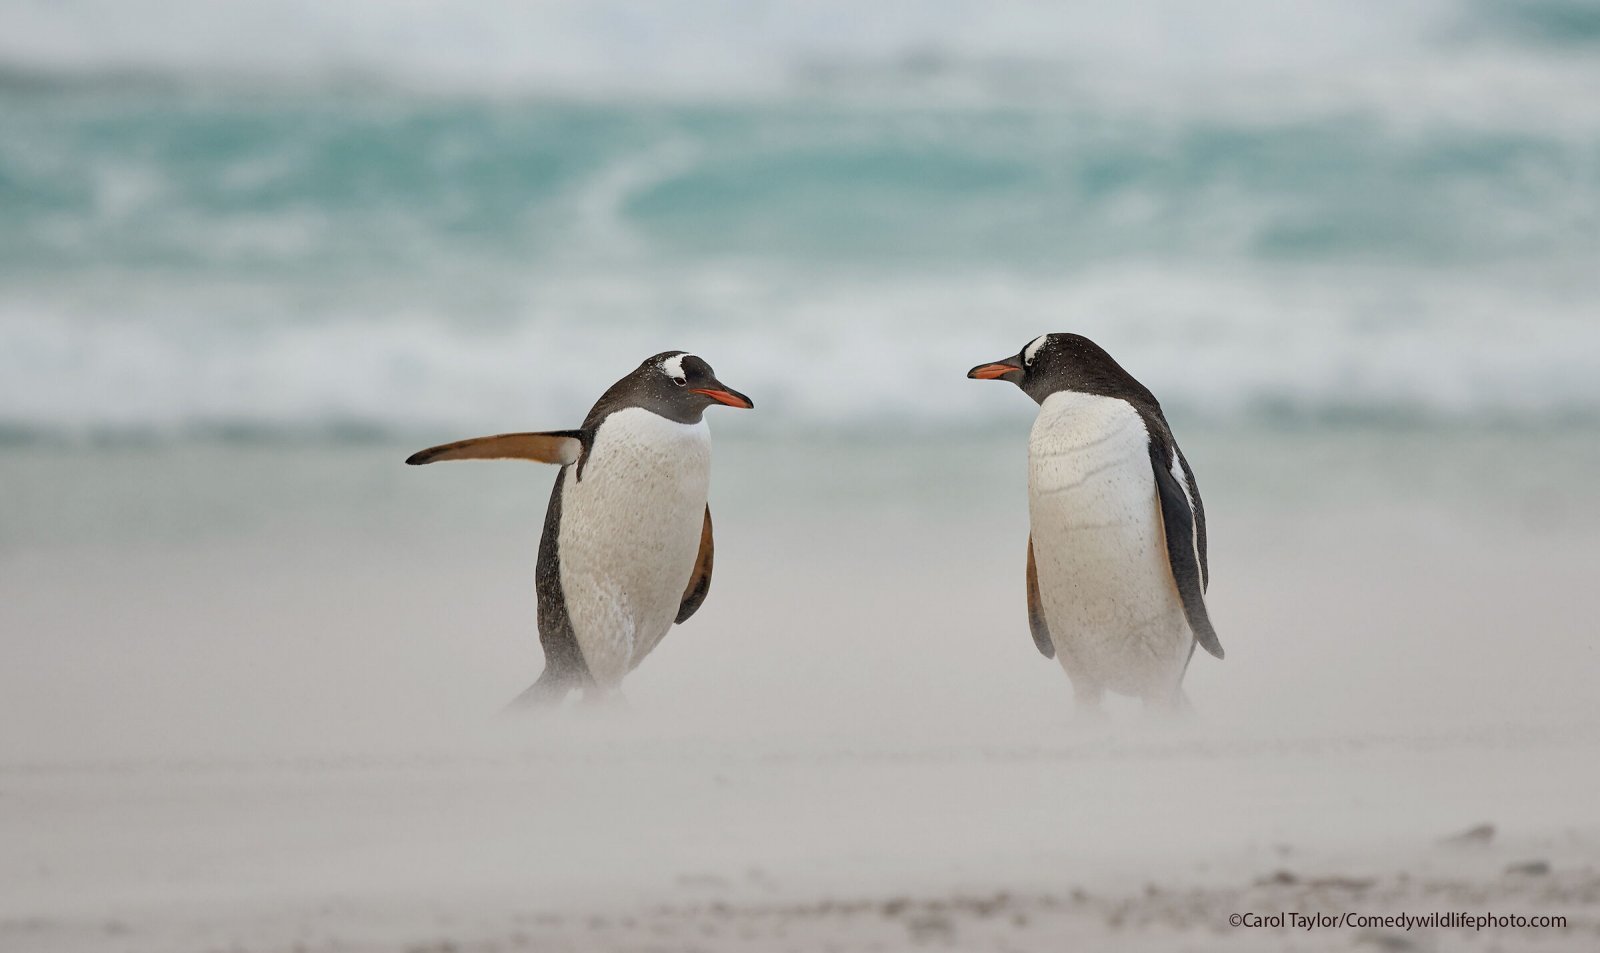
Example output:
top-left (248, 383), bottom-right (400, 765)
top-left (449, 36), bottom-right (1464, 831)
top-left (5, 725), bottom-right (1597, 952)
top-left (3, 430), bottom-right (1597, 951)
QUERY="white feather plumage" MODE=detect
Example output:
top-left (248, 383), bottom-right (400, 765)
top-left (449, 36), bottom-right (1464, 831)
top-left (1028, 391), bottom-right (1192, 703)
top-left (556, 408), bottom-right (711, 689)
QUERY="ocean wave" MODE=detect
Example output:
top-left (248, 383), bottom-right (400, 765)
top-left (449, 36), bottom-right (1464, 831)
top-left (2, 3), bottom-right (1596, 439)
top-left (2, 96), bottom-right (1595, 273)
top-left (3, 264), bottom-right (1597, 440)
top-left (2, 0), bottom-right (1599, 122)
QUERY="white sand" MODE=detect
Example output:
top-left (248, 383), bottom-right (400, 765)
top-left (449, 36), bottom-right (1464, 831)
top-left (2, 434), bottom-right (1597, 950)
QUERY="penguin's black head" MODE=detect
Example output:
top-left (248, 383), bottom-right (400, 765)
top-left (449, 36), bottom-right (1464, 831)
top-left (967, 333), bottom-right (1155, 406)
top-left (628, 351), bottom-right (753, 423)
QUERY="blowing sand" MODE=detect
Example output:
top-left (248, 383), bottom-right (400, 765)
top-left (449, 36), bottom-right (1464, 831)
top-left (2, 431), bottom-right (1597, 951)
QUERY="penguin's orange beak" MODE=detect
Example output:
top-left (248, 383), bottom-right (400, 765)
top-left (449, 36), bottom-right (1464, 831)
top-left (690, 386), bottom-right (754, 409)
top-left (967, 358), bottom-right (1021, 380)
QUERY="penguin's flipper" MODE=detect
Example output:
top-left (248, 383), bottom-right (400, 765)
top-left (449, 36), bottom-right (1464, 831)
top-left (406, 430), bottom-right (586, 467)
top-left (1026, 536), bottom-right (1055, 658)
top-left (1148, 442), bottom-right (1224, 660)
top-left (675, 505), bottom-right (714, 624)
top-left (1174, 448), bottom-right (1209, 590)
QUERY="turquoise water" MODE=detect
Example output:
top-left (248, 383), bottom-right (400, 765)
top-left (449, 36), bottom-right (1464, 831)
top-left (1, 0), bottom-right (1598, 438)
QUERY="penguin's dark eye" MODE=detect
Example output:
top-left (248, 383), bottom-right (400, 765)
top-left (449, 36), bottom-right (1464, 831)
top-left (672, 376), bottom-right (687, 387)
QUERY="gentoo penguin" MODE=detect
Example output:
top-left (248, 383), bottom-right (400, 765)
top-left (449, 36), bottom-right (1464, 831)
top-left (407, 352), bottom-right (752, 707)
top-left (967, 333), bottom-right (1223, 712)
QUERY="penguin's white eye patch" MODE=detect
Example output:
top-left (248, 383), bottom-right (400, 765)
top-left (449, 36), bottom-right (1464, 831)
top-left (661, 352), bottom-right (690, 383)
top-left (1023, 334), bottom-right (1048, 365)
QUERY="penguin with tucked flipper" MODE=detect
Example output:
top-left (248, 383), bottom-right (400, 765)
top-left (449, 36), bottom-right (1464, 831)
top-left (407, 352), bottom-right (752, 708)
top-left (967, 333), bottom-right (1223, 713)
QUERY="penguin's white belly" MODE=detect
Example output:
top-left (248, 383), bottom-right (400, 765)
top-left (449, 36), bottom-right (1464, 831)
top-left (1028, 392), bottom-right (1191, 697)
top-left (557, 408), bottom-right (711, 689)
